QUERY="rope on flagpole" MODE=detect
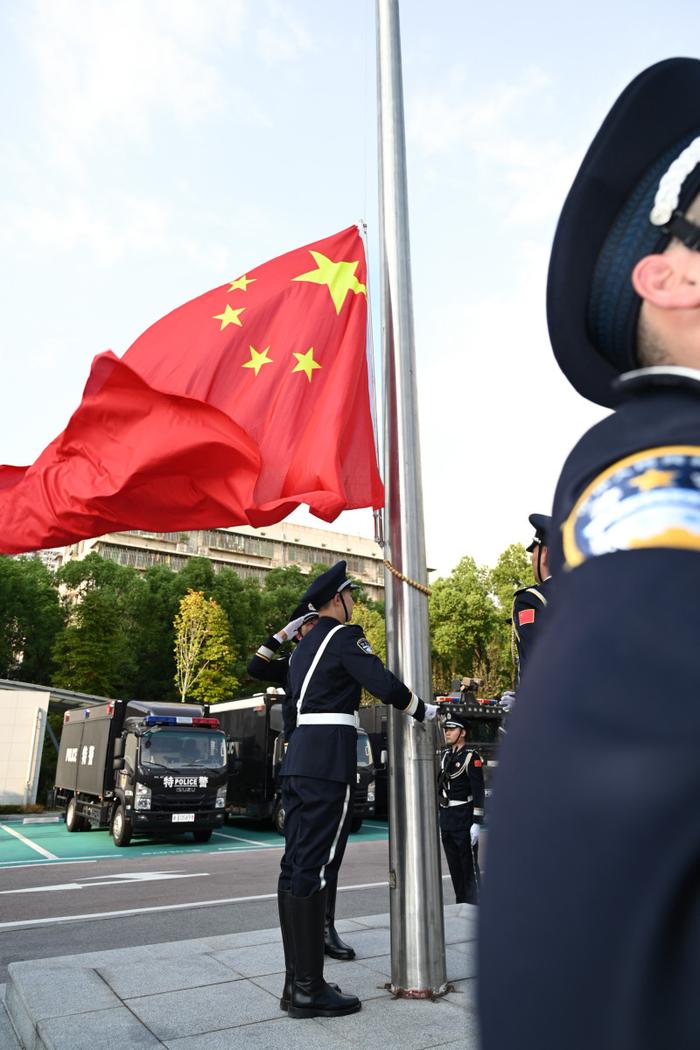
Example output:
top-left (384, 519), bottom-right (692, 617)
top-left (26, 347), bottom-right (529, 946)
top-left (382, 559), bottom-right (431, 597)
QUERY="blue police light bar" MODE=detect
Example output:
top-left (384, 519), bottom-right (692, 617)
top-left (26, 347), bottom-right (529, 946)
top-left (142, 715), bottom-right (216, 727)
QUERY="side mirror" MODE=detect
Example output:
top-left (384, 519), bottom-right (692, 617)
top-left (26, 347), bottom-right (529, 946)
top-left (380, 750), bottom-right (388, 767)
top-left (113, 737), bottom-right (123, 759)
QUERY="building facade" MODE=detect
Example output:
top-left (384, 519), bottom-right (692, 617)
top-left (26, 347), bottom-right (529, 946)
top-left (54, 522), bottom-right (385, 602)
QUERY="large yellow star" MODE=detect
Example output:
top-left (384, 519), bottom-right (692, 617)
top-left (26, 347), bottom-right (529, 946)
top-left (292, 251), bottom-right (367, 314)
top-left (228, 275), bottom-right (256, 292)
top-left (292, 347), bottom-right (321, 382)
top-left (629, 468), bottom-right (676, 492)
top-left (213, 305), bottom-right (245, 330)
top-left (242, 345), bottom-right (273, 377)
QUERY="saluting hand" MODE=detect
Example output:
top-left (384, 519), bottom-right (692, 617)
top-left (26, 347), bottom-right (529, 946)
top-left (275, 615), bottom-right (306, 642)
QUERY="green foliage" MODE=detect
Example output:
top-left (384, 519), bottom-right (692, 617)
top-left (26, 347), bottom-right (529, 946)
top-left (0, 556), bottom-right (64, 683)
top-left (429, 557), bottom-right (498, 691)
top-left (52, 554), bottom-right (140, 697)
top-left (174, 590), bottom-right (238, 704)
top-left (213, 570), bottom-right (264, 683)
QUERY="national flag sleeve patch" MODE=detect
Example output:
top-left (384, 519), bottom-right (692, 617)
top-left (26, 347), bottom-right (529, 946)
top-left (518, 608), bottom-right (535, 626)
top-left (473, 759), bottom-right (482, 767)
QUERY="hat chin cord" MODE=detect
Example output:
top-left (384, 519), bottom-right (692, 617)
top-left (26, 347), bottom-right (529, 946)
top-left (339, 590), bottom-right (351, 623)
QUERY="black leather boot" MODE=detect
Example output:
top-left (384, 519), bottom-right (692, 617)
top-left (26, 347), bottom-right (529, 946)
top-left (288, 888), bottom-right (361, 1019)
top-left (324, 882), bottom-right (356, 960)
top-left (279, 888), bottom-right (341, 1011)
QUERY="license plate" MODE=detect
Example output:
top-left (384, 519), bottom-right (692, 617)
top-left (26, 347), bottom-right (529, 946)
top-left (172, 813), bottom-right (195, 823)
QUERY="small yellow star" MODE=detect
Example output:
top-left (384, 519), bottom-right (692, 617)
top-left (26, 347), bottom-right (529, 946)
top-left (228, 275), bottom-right (256, 292)
top-left (292, 251), bottom-right (367, 314)
top-left (629, 468), bottom-right (676, 492)
top-left (292, 347), bottom-right (321, 382)
top-left (242, 345), bottom-right (273, 377)
top-left (213, 305), bottom-right (245, 330)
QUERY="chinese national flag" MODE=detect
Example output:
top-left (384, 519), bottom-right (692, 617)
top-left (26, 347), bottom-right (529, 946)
top-left (0, 226), bottom-right (384, 554)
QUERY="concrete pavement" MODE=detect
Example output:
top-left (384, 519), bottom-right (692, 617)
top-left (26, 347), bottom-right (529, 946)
top-left (1, 903), bottom-right (476, 1050)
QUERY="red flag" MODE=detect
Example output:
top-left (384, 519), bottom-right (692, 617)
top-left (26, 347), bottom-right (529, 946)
top-left (0, 226), bottom-right (383, 554)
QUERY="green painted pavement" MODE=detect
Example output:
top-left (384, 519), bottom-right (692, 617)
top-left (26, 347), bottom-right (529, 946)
top-left (0, 817), bottom-right (389, 869)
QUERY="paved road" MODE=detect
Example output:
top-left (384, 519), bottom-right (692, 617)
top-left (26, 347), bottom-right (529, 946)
top-left (0, 817), bottom-right (419, 983)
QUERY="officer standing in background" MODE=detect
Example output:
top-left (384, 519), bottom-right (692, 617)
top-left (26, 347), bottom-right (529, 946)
top-left (248, 605), bottom-right (357, 962)
top-left (481, 58), bottom-right (700, 1050)
top-left (438, 712), bottom-right (484, 904)
top-left (277, 560), bottom-right (438, 1019)
top-left (247, 607), bottom-right (319, 741)
top-left (511, 513), bottom-right (552, 686)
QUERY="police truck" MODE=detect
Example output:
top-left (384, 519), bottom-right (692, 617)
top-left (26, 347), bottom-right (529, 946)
top-left (54, 700), bottom-right (228, 846)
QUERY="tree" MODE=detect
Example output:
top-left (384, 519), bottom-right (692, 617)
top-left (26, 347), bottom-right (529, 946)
top-left (52, 553), bottom-right (139, 697)
top-left (0, 556), bottom-right (64, 684)
top-left (174, 590), bottom-right (238, 704)
top-left (429, 557), bottom-right (498, 693)
top-left (212, 569), bottom-right (265, 684)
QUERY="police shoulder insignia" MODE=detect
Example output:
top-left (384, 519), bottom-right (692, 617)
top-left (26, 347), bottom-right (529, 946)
top-left (563, 445), bottom-right (700, 569)
top-left (357, 637), bottom-right (373, 655)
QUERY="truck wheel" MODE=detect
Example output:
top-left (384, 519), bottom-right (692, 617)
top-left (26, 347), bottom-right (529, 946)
top-left (66, 797), bottom-right (82, 832)
top-left (350, 815), bottom-right (363, 833)
top-left (273, 798), bottom-right (285, 836)
top-left (111, 804), bottom-right (132, 847)
top-left (193, 829), bottom-right (213, 844)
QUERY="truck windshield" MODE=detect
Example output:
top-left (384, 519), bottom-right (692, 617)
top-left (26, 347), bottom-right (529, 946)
top-left (141, 729), bottom-right (227, 769)
top-left (357, 734), bottom-right (372, 767)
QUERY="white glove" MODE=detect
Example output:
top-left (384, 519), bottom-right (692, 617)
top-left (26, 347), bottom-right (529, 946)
top-left (470, 823), bottom-right (480, 847)
top-left (423, 703), bottom-right (439, 721)
top-left (274, 615), bottom-right (306, 642)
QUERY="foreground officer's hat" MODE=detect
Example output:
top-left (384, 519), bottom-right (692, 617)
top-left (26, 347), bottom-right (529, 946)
top-left (299, 560), bottom-right (356, 612)
top-left (443, 713), bottom-right (469, 731)
top-left (526, 513), bottom-right (551, 552)
top-left (547, 58), bottom-right (700, 408)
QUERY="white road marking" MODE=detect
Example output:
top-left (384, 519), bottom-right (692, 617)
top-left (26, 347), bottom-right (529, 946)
top-left (0, 823), bottom-right (57, 860)
top-left (0, 870), bottom-right (209, 894)
top-left (0, 877), bottom-right (434, 931)
top-left (212, 830), bottom-right (280, 847)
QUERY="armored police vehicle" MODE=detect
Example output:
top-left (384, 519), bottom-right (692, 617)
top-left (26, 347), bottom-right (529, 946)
top-left (215, 691), bottom-right (376, 834)
top-left (54, 700), bottom-right (228, 846)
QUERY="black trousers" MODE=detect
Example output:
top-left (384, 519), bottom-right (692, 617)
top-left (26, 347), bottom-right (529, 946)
top-left (440, 806), bottom-right (479, 904)
top-left (280, 775), bottom-right (353, 897)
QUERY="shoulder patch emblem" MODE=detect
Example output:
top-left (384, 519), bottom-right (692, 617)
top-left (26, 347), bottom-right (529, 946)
top-left (518, 608), bottom-right (535, 626)
top-left (357, 638), bottom-right (373, 655)
top-left (563, 445), bottom-right (700, 569)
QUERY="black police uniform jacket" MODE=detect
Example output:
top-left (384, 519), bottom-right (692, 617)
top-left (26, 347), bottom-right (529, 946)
top-left (511, 576), bottom-right (553, 684)
top-left (438, 743), bottom-right (485, 824)
top-left (283, 616), bottom-right (425, 784)
top-left (481, 370), bottom-right (700, 1050)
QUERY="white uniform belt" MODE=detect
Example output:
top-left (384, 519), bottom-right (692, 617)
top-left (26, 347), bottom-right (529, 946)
top-left (297, 713), bottom-right (359, 728)
top-left (446, 798), bottom-right (471, 807)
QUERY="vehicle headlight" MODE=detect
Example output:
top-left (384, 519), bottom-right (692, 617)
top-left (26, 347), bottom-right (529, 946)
top-left (135, 782), bottom-right (151, 811)
top-left (367, 780), bottom-right (376, 803)
top-left (216, 785), bottom-right (227, 809)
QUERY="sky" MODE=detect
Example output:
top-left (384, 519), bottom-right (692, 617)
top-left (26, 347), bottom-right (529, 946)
top-left (2, 0), bottom-right (699, 578)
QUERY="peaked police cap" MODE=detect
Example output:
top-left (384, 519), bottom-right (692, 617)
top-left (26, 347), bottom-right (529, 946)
top-left (299, 560), bottom-right (355, 612)
top-left (547, 58), bottom-right (700, 408)
top-left (526, 513), bottom-right (551, 552)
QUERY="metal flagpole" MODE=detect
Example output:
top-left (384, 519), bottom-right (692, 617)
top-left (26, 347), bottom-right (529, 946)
top-left (376, 0), bottom-right (447, 996)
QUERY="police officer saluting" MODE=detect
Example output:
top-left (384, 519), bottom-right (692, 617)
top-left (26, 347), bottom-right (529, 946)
top-left (511, 513), bottom-right (552, 685)
top-left (278, 561), bottom-right (438, 1019)
top-left (438, 712), bottom-right (484, 904)
top-left (481, 58), bottom-right (700, 1050)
